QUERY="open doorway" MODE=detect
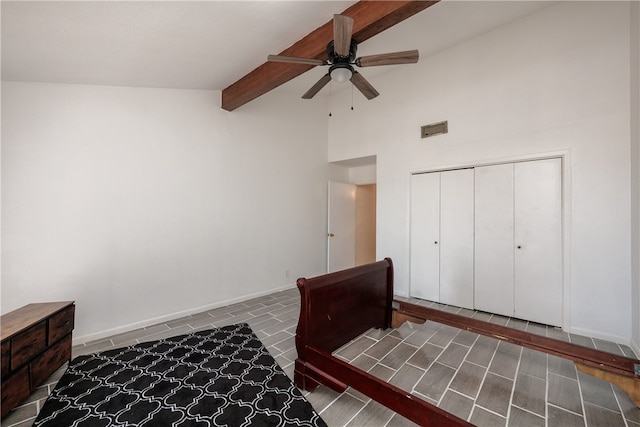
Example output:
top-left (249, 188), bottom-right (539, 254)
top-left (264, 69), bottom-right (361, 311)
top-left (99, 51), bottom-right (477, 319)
top-left (355, 183), bottom-right (376, 265)
top-left (327, 156), bottom-right (376, 273)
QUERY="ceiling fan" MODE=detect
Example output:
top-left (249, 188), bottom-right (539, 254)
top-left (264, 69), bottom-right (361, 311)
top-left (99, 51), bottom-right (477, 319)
top-left (267, 14), bottom-right (419, 100)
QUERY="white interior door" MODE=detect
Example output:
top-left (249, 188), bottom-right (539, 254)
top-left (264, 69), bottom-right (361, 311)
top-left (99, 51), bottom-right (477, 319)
top-left (327, 181), bottom-right (356, 273)
top-left (474, 163), bottom-right (515, 317)
top-left (439, 169), bottom-right (475, 309)
top-left (410, 172), bottom-right (441, 301)
top-left (514, 158), bottom-right (563, 326)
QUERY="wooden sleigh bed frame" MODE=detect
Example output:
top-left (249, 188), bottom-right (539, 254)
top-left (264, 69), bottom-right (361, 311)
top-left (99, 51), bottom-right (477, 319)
top-left (294, 258), bottom-right (640, 426)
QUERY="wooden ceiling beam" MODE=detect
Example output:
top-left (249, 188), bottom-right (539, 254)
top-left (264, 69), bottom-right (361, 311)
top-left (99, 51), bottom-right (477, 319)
top-left (221, 0), bottom-right (439, 111)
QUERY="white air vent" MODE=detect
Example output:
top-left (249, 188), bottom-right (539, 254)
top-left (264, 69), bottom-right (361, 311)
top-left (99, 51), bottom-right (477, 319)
top-left (421, 121), bottom-right (448, 139)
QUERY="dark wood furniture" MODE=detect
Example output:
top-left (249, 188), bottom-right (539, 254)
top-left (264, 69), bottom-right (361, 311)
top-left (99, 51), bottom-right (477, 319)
top-left (294, 259), bottom-right (472, 426)
top-left (1, 301), bottom-right (75, 418)
top-left (294, 259), bottom-right (640, 426)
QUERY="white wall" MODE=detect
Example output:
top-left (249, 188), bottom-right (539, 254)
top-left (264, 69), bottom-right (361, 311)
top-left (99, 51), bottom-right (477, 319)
top-left (631, 0), bottom-right (640, 353)
top-left (328, 2), bottom-right (635, 344)
top-left (1, 82), bottom-right (330, 342)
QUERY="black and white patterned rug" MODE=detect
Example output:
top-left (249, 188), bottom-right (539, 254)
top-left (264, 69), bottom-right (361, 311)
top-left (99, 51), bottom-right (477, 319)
top-left (34, 323), bottom-right (327, 427)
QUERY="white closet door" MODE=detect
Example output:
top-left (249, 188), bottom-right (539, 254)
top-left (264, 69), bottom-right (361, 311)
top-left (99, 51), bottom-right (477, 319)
top-left (410, 172), bottom-right (440, 301)
top-left (474, 163), bottom-right (515, 317)
top-left (440, 169), bottom-right (474, 309)
top-left (514, 158), bottom-right (563, 326)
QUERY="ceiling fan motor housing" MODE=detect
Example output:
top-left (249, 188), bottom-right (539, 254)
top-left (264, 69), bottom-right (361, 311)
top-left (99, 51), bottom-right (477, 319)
top-left (326, 39), bottom-right (357, 64)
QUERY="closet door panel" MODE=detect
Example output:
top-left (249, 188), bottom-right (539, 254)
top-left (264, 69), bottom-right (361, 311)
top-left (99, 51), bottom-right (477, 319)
top-left (514, 158), bottom-right (563, 326)
top-left (474, 163), bottom-right (515, 317)
top-left (439, 169), bottom-right (474, 309)
top-left (410, 172), bottom-right (440, 301)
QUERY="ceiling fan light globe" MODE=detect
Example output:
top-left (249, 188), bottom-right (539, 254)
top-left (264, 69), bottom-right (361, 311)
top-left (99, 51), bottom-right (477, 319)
top-left (330, 67), bottom-right (352, 83)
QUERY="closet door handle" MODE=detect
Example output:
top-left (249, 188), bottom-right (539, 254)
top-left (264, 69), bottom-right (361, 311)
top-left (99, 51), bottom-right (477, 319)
top-left (434, 241), bottom-right (438, 244)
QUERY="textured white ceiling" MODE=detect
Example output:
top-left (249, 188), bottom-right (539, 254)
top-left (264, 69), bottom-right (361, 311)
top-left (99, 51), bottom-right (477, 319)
top-left (1, 1), bottom-right (552, 93)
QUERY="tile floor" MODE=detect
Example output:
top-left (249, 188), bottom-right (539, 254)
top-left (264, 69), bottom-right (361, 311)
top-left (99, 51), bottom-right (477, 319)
top-left (2, 289), bottom-right (639, 426)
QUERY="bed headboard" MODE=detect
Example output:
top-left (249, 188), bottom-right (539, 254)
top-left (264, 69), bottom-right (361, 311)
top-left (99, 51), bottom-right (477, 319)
top-left (295, 258), bottom-right (394, 366)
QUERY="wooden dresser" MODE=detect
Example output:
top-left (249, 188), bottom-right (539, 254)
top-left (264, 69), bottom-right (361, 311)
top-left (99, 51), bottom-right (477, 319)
top-left (1, 301), bottom-right (75, 418)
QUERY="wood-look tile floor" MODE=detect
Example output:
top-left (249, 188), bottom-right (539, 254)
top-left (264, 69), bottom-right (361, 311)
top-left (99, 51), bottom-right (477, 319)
top-left (3, 289), bottom-right (639, 426)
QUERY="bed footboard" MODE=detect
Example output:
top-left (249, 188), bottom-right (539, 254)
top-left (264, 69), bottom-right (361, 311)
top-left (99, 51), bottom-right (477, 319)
top-left (293, 259), bottom-right (472, 426)
top-left (294, 258), bottom-right (394, 391)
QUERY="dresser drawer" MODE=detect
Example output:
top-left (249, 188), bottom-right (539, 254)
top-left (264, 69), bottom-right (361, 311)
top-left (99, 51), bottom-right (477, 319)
top-left (1, 365), bottom-right (30, 418)
top-left (11, 321), bottom-right (47, 369)
top-left (1, 340), bottom-right (10, 377)
top-left (31, 334), bottom-right (72, 389)
top-left (48, 305), bottom-right (75, 344)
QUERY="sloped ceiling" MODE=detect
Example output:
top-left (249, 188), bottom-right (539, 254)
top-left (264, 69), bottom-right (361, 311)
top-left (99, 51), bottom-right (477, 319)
top-left (1, 1), bottom-right (551, 109)
top-left (1, 1), bottom-right (356, 90)
top-left (221, 1), bottom-right (438, 111)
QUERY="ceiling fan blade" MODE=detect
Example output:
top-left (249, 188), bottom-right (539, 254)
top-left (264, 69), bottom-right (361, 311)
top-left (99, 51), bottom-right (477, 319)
top-left (350, 71), bottom-right (379, 100)
top-left (333, 14), bottom-right (354, 57)
top-left (302, 74), bottom-right (332, 99)
top-left (268, 55), bottom-right (326, 66)
top-left (356, 50), bottom-right (419, 67)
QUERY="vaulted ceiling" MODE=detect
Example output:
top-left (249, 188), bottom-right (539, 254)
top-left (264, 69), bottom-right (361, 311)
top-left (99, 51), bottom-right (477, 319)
top-left (220, 1), bottom-right (438, 111)
top-left (1, 1), bottom-right (552, 110)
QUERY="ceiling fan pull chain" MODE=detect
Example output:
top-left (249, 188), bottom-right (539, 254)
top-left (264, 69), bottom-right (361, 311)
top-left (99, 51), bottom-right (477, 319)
top-left (329, 81), bottom-right (333, 117)
top-left (351, 83), bottom-right (354, 111)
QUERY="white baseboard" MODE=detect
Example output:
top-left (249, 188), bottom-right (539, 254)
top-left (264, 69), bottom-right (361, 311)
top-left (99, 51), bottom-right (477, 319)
top-left (72, 283), bottom-right (296, 346)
